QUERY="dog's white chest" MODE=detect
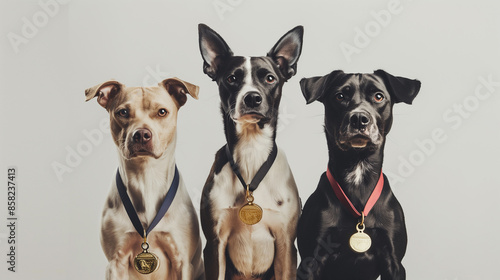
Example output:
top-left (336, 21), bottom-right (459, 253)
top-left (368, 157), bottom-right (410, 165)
top-left (209, 150), bottom-right (299, 275)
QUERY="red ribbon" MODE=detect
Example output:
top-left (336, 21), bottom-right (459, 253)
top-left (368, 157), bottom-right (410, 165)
top-left (326, 167), bottom-right (384, 217)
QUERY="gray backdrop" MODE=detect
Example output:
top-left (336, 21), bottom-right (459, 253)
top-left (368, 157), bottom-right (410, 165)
top-left (1, 0), bottom-right (499, 279)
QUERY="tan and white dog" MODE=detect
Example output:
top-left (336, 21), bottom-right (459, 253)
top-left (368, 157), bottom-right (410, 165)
top-left (85, 78), bottom-right (204, 280)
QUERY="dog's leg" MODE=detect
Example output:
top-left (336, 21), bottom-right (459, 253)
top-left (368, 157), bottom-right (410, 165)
top-left (376, 232), bottom-right (406, 280)
top-left (105, 250), bottom-right (130, 280)
top-left (380, 259), bottom-right (405, 280)
top-left (296, 232), bottom-right (340, 280)
top-left (216, 237), bottom-right (228, 280)
top-left (193, 241), bottom-right (205, 280)
top-left (271, 227), bottom-right (297, 280)
top-left (203, 238), bottom-right (219, 280)
top-left (157, 231), bottom-right (194, 280)
top-left (203, 236), bottom-right (228, 280)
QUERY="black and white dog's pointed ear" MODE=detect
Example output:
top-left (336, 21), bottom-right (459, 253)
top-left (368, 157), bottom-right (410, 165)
top-left (300, 70), bottom-right (344, 104)
top-left (198, 24), bottom-right (233, 80)
top-left (374, 69), bottom-right (421, 105)
top-left (267, 25), bottom-right (303, 81)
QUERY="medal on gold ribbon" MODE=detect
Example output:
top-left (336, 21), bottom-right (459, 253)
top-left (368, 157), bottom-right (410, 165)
top-left (116, 166), bottom-right (180, 273)
top-left (225, 144), bottom-right (277, 225)
top-left (326, 167), bottom-right (384, 253)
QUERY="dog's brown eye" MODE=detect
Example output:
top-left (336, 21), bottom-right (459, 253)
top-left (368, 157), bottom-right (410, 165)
top-left (117, 109), bottom-right (129, 118)
top-left (158, 109), bottom-right (168, 117)
top-left (227, 75), bottom-right (237, 84)
top-left (335, 93), bottom-right (345, 101)
top-left (265, 74), bottom-right (276, 84)
top-left (374, 93), bottom-right (384, 103)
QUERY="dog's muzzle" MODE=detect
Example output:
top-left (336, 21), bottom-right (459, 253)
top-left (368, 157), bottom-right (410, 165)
top-left (243, 91), bottom-right (263, 109)
top-left (127, 128), bottom-right (156, 157)
top-left (339, 111), bottom-right (381, 149)
top-left (349, 112), bottom-right (371, 132)
top-left (233, 91), bottom-right (268, 123)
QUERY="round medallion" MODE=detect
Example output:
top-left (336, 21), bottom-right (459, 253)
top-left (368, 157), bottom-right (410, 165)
top-left (134, 251), bottom-right (159, 274)
top-left (239, 203), bottom-right (263, 225)
top-left (349, 231), bottom-right (372, 253)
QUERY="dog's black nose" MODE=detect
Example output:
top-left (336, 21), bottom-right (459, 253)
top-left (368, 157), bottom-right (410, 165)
top-left (243, 92), bottom-right (263, 108)
top-left (350, 112), bottom-right (370, 131)
top-left (133, 129), bottom-right (152, 144)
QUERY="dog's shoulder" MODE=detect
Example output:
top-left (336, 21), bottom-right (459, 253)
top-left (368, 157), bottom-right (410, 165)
top-left (201, 146), bottom-right (228, 199)
top-left (377, 173), bottom-right (399, 205)
top-left (377, 173), bottom-right (404, 215)
top-left (200, 146), bottom-right (230, 238)
top-left (297, 172), bottom-right (337, 254)
top-left (203, 146), bottom-right (228, 187)
top-left (298, 172), bottom-right (335, 226)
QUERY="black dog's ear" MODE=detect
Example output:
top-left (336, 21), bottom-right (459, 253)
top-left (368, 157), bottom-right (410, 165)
top-left (199, 24), bottom-right (233, 80)
top-left (300, 70), bottom-right (344, 104)
top-left (374, 69), bottom-right (421, 104)
top-left (300, 76), bottom-right (327, 104)
top-left (267, 26), bottom-right (303, 81)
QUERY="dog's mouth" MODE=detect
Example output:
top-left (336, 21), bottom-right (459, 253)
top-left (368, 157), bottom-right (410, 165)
top-left (345, 135), bottom-right (371, 148)
top-left (232, 112), bottom-right (266, 124)
top-left (130, 150), bottom-right (156, 157)
top-left (338, 132), bottom-right (381, 150)
top-left (126, 144), bottom-right (160, 159)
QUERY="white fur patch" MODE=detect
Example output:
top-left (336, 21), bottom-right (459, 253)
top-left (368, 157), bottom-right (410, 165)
top-left (234, 57), bottom-right (259, 120)
top-left (234, 124), bottom-right (274, 179)
top-left (345, 160), bottom-right (374, 185)
top-left (208, 129), bottom-right (300, 276)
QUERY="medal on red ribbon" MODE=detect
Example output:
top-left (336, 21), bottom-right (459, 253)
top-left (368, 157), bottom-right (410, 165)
top-left (326, 168), bottom-right (384, 253)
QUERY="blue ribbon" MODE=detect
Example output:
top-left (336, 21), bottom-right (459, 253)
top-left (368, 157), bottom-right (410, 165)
top-left (115, 166), bottom-right (179, 238)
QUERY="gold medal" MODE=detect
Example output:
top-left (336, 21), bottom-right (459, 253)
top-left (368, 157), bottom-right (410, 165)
top-left (134, 251), bottom-right (159, 274)
top-left (239, 203), bottom-right (263, 225)
top-left (239, 185), bottom-right (263, 225)
top-left (349, 222), bottom-right (371, 253)
top-left (134, 236), bottom-right (159, 274)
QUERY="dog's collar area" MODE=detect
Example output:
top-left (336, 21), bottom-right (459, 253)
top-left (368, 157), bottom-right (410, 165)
top-left (115, 165), bottom-right (179, 238)
top-left (225, 143), bottom-right (278, 192)
top-left (326, 167), bottom-right (384, 218)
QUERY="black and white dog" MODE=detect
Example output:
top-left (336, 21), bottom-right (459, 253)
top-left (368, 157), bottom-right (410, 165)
top-left (297, 70), bottom-right (421, 280)
top-left (198, 24), bottom-right (303, 280)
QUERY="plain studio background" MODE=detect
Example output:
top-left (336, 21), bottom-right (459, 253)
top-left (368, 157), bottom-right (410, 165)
top-left (1, 0), bottom-right (499, 279)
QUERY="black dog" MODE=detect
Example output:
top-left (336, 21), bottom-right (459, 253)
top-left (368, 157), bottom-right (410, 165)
top-left (198, 24), bottom-right (303, 280)
top-left (296, 70), bottom-right (421, 280)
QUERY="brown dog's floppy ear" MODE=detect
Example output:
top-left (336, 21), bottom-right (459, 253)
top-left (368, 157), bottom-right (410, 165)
top-left (374, 69), bottom-right (421, 105)
top-left (161, 77), bottom-right (199, 108)
top-left (198, 24), bottom-right (233, 80)
top-left (300, 70), bottom-right (344, 104)
top-left (268, 26), bottom-right (304, 81)
top-left (84, 80), bottom-right (123, 109)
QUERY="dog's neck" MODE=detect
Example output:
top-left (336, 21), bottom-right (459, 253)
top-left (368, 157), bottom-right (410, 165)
top-left (117, 135), bottom-right (177, 223)
top-left (224, 114), bottom-right (276, 183)
top-left (327, 143), bottom-right (384, 208)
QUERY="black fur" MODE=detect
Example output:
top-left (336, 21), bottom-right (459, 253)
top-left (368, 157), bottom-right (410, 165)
top-left (297, 70), bottom-right (421, 280)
